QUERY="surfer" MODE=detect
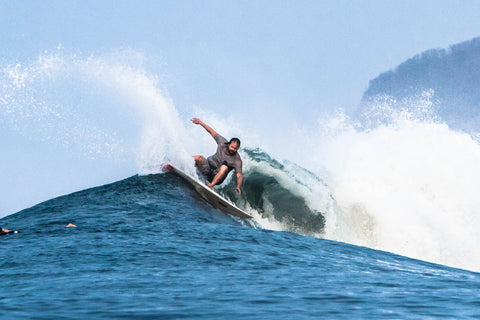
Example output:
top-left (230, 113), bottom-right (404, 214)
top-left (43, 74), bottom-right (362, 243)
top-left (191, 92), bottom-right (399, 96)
top-left (1, 227), bottom-right (19, 235)
top-left (191, 117), bottom-right (243, 195)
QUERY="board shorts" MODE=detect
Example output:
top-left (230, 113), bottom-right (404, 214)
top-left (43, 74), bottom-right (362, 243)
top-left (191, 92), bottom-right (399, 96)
top-left (197, 159), bottom-right (230, 184)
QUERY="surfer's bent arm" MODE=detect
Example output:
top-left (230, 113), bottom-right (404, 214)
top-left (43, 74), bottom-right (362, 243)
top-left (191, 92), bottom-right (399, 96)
top-left (236, 173), bottom-right (243, 195)
top-left (191, 118), bottom-right (217, 137)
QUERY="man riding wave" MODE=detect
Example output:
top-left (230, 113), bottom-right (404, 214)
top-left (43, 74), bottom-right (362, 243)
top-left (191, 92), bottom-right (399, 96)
top-left (191, 118), bottom-right (243, 195)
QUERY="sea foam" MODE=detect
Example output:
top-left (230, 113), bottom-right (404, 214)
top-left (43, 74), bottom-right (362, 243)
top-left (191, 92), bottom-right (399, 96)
top-left (310, 105), bottom-right (480, 271)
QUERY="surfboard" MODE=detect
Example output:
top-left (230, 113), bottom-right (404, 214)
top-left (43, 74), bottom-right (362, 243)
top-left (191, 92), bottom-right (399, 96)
top-left (164, 165), bottom-right (253, 219)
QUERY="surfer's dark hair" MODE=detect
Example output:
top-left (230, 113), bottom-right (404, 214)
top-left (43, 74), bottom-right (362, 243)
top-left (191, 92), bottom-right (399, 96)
top-left (229, 137), bottom-right (241, 147)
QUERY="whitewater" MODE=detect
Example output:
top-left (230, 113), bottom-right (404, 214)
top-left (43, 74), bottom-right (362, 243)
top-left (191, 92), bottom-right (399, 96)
top-left (2, 51), bottom-right (480, 318)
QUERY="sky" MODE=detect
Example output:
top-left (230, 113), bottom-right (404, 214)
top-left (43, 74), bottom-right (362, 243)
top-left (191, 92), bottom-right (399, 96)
top-left (2, 0), bottom-right (480, 216)
top-left (3, 1), bottom-right (480, 117)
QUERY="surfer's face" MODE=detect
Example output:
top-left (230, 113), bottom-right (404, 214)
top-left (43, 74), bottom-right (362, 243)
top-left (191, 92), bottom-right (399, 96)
top-left (227, 142), bottom-right (239, 155)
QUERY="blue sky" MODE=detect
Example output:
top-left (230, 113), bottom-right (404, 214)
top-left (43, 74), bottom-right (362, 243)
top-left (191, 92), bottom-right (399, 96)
top-left (2, 0), bottom-right (480, 216)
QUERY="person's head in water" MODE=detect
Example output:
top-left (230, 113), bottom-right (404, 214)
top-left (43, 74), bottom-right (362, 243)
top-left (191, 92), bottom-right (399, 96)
top-left (227, 138), bottom-right (241, 155)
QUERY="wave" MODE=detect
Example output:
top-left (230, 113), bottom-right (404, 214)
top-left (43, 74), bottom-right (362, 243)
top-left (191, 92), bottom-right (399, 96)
top-left (349, 36), bottom-right (480, 271)
top-left (314, 109), bottom-right (480, 272)
top-left (215, 148), bottom-right (333, 236)
top-left (0, 173), bottom-right (238, 236)
top-left (3, 48), bottom-right (480, 273)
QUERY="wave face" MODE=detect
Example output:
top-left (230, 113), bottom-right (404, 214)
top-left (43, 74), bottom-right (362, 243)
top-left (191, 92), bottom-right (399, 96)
top-left (2, 173), bottom-right (480, 319)
top-left (218, 148), bottom-right (331, 236)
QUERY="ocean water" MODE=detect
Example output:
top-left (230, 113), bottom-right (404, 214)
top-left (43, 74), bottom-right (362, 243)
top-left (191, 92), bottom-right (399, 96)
top-left (2, 172), bottom-right (480, 319)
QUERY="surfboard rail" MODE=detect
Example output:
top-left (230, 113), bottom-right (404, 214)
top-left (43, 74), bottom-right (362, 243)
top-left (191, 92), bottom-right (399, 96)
top-left (164, 165), bottom-right (253, 219)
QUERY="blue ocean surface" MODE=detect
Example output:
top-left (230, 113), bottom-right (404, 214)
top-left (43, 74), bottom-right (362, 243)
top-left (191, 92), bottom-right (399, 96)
top-left (2, 172), bottom-right (479, 319)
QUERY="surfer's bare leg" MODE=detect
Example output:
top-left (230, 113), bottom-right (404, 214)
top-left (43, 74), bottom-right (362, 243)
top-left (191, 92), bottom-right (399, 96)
top-left (208, 165), bottom-right (229, 188)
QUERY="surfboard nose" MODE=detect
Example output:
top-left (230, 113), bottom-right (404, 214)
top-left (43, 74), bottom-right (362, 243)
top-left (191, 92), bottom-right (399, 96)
top-left (162, 164), bottom-right (174, 171)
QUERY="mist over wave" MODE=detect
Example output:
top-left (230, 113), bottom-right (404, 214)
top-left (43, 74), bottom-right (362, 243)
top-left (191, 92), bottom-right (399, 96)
top-left (341, 36), bottom-right (480, 271)
top-left (310, 102), bottom-right (480, 272)
top-left (0, 50), bottom-right (195, 215)
top-left (0, 50), bottom-right (194, 167)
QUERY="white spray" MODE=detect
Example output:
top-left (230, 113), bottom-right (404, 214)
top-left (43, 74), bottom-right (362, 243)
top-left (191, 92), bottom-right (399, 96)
top-left (0, 50), bottom-right (197, 215)
top-left (310, 103), bottom-right (480, 271)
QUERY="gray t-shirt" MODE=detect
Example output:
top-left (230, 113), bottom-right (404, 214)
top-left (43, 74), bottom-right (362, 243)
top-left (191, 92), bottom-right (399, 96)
top-left (207, 134), bottom-right (242, 174)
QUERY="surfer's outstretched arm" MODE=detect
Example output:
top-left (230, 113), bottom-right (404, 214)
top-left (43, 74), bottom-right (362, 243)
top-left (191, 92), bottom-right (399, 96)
top-left (191, 118), bottom-right (217, 138)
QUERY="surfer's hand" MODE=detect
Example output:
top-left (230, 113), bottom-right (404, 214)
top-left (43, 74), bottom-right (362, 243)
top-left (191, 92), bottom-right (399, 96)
top-left (191, 117), bottom-right (202, 125)
top-left (236, 186), bottom-right (241, 196)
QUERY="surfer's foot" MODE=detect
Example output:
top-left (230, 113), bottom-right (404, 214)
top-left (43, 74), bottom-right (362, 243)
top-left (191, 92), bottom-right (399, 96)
top-left (207, 183), bottom-right (214, 189)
